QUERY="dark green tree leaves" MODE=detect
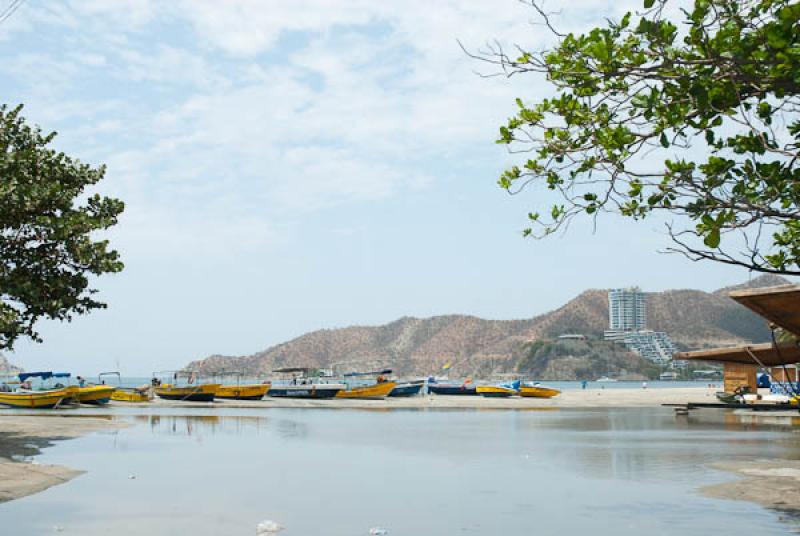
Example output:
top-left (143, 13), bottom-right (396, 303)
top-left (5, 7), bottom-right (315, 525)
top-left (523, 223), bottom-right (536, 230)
top-left (0, 105), bottom-right (124, 349)
top-left (475, 0), bottom-right (800, 275)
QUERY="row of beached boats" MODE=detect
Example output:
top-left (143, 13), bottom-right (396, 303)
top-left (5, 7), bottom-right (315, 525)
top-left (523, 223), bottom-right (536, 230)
top-left (428, 378), bottom-right (561, 398)
top-left (0, 368), bottom-right (560, 409)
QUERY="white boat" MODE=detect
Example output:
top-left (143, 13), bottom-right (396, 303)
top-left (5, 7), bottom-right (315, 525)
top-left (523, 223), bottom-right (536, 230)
top-left (595, 376), bottom-right (618, 382)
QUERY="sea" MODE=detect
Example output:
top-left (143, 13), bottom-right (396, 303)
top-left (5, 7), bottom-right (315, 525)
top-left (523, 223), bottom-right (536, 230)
top-left (0, 405), bottom-right (796, 535)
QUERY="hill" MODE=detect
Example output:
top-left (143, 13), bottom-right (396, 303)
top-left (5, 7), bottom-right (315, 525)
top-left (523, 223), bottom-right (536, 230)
top-left (514, 339), bottom-right (659, 381)
top-left (0, 354), bottom-right (23, 374)
top-left (185, 274), bottom-right (789, 379)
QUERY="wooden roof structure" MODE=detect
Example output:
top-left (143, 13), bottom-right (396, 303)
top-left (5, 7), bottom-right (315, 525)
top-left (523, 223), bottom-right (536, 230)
top-left (675, 284), bottom-right (800, 366)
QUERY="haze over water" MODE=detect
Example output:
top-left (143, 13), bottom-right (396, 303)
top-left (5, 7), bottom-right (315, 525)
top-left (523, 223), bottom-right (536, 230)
top-left (2, 407), bottom-right (796, 535)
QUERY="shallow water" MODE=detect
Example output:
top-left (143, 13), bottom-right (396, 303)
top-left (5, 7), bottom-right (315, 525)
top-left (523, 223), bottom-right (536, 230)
top-left (1, 407), bottom-right (797, 535)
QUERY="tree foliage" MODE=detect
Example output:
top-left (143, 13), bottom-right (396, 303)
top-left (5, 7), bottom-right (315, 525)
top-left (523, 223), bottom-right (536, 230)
top-left (473, 0), bottom-right (800, 274)
top-left (0, 105), bottom-right (124, 350)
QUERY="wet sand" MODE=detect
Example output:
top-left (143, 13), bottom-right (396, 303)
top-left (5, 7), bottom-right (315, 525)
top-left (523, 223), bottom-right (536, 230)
top-left (702, 460), bottom-right (800, 517)
top-left (0, 416), bottom-right (126, 503)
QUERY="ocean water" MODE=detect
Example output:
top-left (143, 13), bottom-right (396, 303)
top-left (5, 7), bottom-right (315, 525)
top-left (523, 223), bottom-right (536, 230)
top-left (1, 407), bottom-right (795, 535)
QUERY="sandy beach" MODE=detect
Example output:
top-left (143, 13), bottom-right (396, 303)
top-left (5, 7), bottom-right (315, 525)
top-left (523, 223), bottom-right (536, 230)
top-left (0, 416), bottom-right (126, 503)
top-left (702, 460), bottom-right (800, 517)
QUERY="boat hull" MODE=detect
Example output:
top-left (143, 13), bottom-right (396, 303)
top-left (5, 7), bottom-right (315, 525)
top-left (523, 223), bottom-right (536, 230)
top-left (216, 384), bottom-right (271, 400)
top-left (77, 386), bottom-right (117, 405)
top-left (154, 384), bottom-right (220, 402)
top-left (519, 386), bottom-right (561, 399)
top-left (336, 382), bottom-right (396, 400)
top-left (267, 385), bottom-right (344, 398)
top-left (0, 389), bottom-right (68, 409)
top-left (476, 386), bottom-right (517, 397)
top-left (428, 384), bottom-right (477, 396)
top-left (389, 382), bottom-right (424, 397)
top-left (111, 388), bottom-right (152, 402)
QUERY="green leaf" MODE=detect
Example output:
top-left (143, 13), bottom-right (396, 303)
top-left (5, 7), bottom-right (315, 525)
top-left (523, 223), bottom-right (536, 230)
top-left (704, 228), bottom-right (721, 249)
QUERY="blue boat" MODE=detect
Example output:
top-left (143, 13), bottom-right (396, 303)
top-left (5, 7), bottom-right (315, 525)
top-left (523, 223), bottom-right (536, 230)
top-left (389, 381), bottom-right (424, 397)
top-left (427, 379), bottom-right (477, 396)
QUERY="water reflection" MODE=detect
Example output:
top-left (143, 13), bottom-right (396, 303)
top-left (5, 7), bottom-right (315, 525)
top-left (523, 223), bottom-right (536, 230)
top-left (131, 415), bottom-right (268, 437)
top-left (1, 408), bottom-right (797, 536)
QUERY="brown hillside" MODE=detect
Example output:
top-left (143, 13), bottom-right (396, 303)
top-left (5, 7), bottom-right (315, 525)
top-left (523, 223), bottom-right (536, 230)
top-left (186, 276), bottom-right (791, 378)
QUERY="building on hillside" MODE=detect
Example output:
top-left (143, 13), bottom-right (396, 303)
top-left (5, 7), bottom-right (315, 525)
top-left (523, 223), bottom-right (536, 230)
top-left (604, 287), bottom-right (679, 367)
top-left (608, 287), bottom-right (646, 331)
top-left (557, 333), bottom-right (587, 341)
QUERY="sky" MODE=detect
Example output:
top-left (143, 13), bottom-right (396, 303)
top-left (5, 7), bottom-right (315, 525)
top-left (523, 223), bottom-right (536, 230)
top-left (0, 0), bottom-right (784, 375)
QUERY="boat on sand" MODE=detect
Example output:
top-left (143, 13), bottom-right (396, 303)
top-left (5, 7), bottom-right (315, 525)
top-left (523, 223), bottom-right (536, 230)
top-left (76, 385), bottom-right (116, 405)
top-left (519, 383), bottom-right (561, 398)
top-left (267, 368), bottom-right (345, 399)
top-left (0, 387), bottom-right (70, 409)
top-left (389, 380), bottom-right (424, 397)
top-left (214, 371), bottom-right (271, 401)
top-left (99, 372), bottom-right (152, 403)
top-left (152, 371), bottom-right (220, 402)
top-left (428, 378), bottom-right (477, 396)
top-left (335, 369), bottom-right (396, 399)
top-left (476, 385), bottom-right (516, 397)
top-left (476, 380), bottom-right (520, 398)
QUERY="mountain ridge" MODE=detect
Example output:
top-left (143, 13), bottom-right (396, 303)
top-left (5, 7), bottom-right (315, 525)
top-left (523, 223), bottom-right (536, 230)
top-left (186, 275), bottom-right (790, 377)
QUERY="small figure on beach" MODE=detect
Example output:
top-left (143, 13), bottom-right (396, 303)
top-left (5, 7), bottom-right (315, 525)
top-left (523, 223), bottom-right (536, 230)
top-left (581, 380), bottom-right (588, 390)
top-left (642, 381), bottom-right (648, 389)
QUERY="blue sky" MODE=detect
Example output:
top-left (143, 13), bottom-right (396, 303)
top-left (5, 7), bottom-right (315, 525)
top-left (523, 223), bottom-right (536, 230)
top-left (1, 0), bottom-right (777, 375)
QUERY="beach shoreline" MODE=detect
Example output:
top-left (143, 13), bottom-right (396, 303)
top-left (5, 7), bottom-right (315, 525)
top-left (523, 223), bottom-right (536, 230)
top-left (701, 460), bottom-right (800, 518)
top-left (0, 415), bottom-right (126, 503)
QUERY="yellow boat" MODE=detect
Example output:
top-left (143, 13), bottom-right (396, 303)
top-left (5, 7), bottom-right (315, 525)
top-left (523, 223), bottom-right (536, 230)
top-left (476, 385), bottom-right (517, 397)
top-left (96, 372), bottom-right (151, 403)
top-left (216, 383), bottom-right (271, 400)
top-left (0, 388), bottom-right (70, 409)
top-left (519, 385), bottom-right (561, 398)
top-left (154, 383), bottom-right (220, 402)
top-left (111, 387), bottom-right (152, 402)
top-left (76, 385), bottom-right (116, 405)
top-left (336, 381), bottom-right (397, 400)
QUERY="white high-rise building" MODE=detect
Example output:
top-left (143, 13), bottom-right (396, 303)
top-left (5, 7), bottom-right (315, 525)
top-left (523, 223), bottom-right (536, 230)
top-left (605, 287), bottom-right (678, 366)
top-left (608, 287), bottom-right (646, 331)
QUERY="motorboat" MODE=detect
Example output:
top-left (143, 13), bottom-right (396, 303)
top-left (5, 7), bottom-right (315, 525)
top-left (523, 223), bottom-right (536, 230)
top-left (427, 378), bottom-right (477, 396)
top-left (214, 371), bottom-right (271, 400)
top-left (389, 380), bottom-right (425, 397)
top-left (518, 382), bottom-right (561, 398)
top-left (99, 372), bottom-right (153, 403)
top-left (267, 368), bottom-right (345, 399)
top-left (152, 371), bottom-right (220, 402)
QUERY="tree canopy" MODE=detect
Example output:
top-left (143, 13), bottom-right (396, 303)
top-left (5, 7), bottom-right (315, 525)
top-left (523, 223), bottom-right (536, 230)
top-left (0, 105), bottom-right (124, 350)
top-left (475, 0), bottom-right (800, 274)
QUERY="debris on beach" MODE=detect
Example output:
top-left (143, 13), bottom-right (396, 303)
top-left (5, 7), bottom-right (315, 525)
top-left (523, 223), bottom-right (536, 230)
top-left (256, 520), bottom-right (284, 534)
